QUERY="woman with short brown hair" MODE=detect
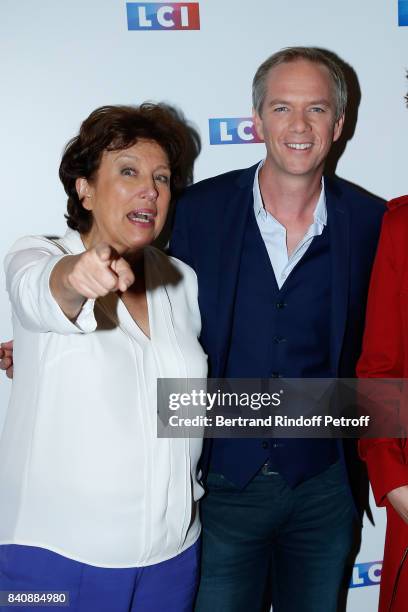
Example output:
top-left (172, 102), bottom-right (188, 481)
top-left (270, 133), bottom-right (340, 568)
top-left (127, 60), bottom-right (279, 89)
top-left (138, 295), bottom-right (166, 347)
top-left (0, 104), bottom-right (206, 612)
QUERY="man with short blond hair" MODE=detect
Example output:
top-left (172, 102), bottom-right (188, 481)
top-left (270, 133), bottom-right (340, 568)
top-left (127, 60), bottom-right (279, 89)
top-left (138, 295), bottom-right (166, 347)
top-left (170, 47), bottom-right (385, 611)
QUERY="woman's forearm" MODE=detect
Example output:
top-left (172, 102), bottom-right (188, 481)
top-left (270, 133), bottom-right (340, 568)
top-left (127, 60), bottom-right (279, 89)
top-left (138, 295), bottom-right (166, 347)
top-left (49, 255), bottom-right (87, 321)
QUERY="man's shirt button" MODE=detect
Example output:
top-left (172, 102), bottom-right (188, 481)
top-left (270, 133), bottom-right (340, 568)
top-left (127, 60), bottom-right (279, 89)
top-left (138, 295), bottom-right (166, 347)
top-left (273, 336), bottom-right (286, 344)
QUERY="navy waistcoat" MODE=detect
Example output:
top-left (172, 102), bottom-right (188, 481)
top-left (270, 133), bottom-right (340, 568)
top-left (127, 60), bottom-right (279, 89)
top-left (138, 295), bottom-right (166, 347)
top-left (210, 208), bottom-right (338, 487)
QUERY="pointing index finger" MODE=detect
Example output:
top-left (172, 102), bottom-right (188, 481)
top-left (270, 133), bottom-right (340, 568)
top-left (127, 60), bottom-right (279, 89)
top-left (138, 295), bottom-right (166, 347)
top-left (94, 243), bottom-right (112, 263)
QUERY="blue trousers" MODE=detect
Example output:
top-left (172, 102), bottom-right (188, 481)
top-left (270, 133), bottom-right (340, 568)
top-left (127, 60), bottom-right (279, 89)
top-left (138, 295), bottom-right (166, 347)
top-left (0, 539), bottom-right (200, 612)
top-left (195, 461), bottom-right (355, 612)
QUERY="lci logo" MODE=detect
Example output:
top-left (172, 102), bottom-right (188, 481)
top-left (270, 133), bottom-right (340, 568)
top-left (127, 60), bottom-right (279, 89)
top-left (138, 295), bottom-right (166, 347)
top-left (349, 561), bottom-right (382, 588)
top-left (127, 3), bottom-right (200, 30)
top-left (399, 0), bottom-right (408, 26)
top-left (209, 118), bottom-right (263, 145)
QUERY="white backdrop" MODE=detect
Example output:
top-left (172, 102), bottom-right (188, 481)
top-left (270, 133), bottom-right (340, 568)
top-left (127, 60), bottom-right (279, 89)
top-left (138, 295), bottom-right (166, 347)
top-left (1, 1), bottom-right (407, 609)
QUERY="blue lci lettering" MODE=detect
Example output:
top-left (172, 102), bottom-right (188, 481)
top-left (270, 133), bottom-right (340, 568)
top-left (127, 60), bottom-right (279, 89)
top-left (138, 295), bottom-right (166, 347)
top-left (350, 561), bottom-right (382, 588)
top-left (209, 118), bottom-right (261, 145)
top-left (127, 3), bottom-right (199, 30)
top-left (137, 5), bottom-right (189, 28)
top-left (399, 0), bottom-right (408, 26)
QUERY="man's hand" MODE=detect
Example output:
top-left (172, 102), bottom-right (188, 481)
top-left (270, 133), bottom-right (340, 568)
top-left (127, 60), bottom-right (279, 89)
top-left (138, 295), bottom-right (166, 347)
top-left (387, 484), bottom-right (408, 524)
top-left (0, 340), bottom-right (14, 379)
top-left (51, 243), bottom-right (135, 320)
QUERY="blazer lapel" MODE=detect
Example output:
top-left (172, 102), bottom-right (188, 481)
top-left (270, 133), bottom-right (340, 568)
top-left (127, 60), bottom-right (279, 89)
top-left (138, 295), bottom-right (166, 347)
top-left (326, 176), bottom-right (351, 375)
top-left (213, 164), bottom-right (258, 376)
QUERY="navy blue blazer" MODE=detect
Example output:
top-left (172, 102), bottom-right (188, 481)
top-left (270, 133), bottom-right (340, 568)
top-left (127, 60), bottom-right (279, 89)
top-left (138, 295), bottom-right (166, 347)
top-left (169, 163), bottom-right (385, 510)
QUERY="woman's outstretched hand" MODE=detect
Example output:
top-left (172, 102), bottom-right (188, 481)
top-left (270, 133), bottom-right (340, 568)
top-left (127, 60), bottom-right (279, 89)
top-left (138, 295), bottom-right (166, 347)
top-left (51, 243), bottom-right (135, 319)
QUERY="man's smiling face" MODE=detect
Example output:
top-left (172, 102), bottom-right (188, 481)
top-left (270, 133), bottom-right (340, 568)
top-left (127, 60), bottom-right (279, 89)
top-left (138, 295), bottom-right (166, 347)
top-left (253, 59), bottom-right (344, 180)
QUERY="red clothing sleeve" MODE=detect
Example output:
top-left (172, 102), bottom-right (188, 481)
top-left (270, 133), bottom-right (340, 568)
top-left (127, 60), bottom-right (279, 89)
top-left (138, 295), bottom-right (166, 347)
top-left (357, 210), bottom-right (408, 506)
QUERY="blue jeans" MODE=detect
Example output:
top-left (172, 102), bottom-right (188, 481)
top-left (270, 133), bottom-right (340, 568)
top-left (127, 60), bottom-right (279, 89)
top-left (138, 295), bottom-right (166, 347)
top-left (0, 539), bottom-right (200, 612)
top-left (195, 461), bottom-right (355, 612)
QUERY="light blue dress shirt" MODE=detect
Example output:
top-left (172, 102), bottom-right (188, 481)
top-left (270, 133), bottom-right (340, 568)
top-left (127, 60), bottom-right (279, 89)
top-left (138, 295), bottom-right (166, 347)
top-left (253, 161), bottom-right (327, 289)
